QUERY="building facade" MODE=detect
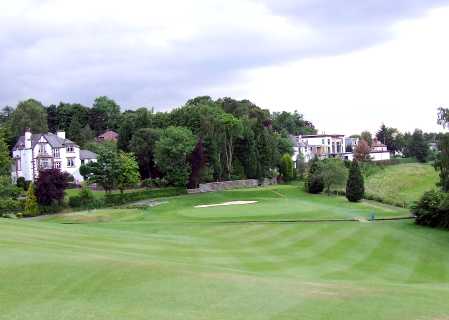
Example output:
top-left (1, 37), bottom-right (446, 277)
top-left (11, 129), bottom-right (97, 184)
top-left (291, 134), bottom-right (390, 163)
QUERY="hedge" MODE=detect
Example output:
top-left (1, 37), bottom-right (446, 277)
top-left (104, 187), bottom-right (187, 206)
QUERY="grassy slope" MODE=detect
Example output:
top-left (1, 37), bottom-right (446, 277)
top-left (365, 163), bottom-right (439, 207)
top-left (1, 185), bottom-right (449, 320)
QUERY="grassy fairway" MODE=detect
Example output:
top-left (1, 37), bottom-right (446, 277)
top-left (365, 163), bottom-right (439, 207)
top-left (1, 185), bottom-right (449, 320)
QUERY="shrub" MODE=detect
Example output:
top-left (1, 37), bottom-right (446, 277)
top-left (16, 177), bottom-right (30, 191)
top-left (412, 190), bottom-right (448, 228)
top-left (68, 186), bottom-right (99, 209)
top-left (104, 187), bottom-right (187, 206)
top-left (346, 160), bottom-right (364, 202)
top-left (140, 178), bottom-right (169, 189)
top-left (0, 198), bottom-right (22, 217)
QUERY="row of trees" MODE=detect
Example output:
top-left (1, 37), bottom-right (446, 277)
top-left (1, 96), bottom-right (317, 188)
top-left (350, 124), bottom-right (433, 163)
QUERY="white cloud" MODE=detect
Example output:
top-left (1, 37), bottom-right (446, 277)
top-left (235, 6), bottom-right (449, 134)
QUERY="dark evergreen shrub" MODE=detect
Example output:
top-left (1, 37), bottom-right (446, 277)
top-left (346, 160), bottom-right (364, 202)
top-left (305, 156), bottom-right (324, 194)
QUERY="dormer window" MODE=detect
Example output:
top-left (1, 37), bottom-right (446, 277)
top-left (66, 145), bottom-right (74, 153)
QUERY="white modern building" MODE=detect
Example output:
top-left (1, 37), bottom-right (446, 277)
top-left (11, 129), bottom-right (97, 184)
top-left (291, 134), bottom-right (390, 163)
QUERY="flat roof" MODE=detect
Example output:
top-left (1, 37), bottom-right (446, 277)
top-left (301, 134), bottom-right (345, 138)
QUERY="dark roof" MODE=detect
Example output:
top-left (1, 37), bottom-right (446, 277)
top-left (13, 133), bottom-right (77, 151)
top-left (80, 150), bottom-right (97, 160)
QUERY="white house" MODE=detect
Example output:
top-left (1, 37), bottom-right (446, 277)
top-left (291, 134), bottom-right (346, 163)
top-left (11, 129), bottom-right (97, 184)
top-left (291, 133), bottom-right (390, 163)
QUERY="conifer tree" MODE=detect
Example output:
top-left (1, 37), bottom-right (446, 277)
top-left (24, 183), bottom-right (39, 217)
top-left (305, 156), bottom-right (324, 194)
top-left (346, 159), bottom-right (364, 202)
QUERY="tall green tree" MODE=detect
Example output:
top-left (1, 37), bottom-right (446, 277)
top-left (81, 147), bottom-right (121, 193)
top-left (116, 152), bottom-right (140, 193)
top-left (376, 124), bottom-right (399, 153)
top-left (409, 129), bottom-right (429, 163)
top-left (271, 110), bottom-right (316, 135)
top-left (10, 99), bottom-right (48, 138)
top-left (89, 96), bottom-right (121, 134)
top-left (46, 104), bottom-right (59, 132)
top-left (129, 128), bottom-right (162, 179)
top-left (305, 156), bottom-right (324, 194)
top-left (56, 103), bottom-right (89, 131)
top-left (154, 126), bottom-right (196, 186)
top-left (67, 115), bottom-right (83, 144)
top-left (320, 159), bottom-right (348, 195)
top-left (279, 153), bottom-right (294, 182)
top-left (360, 131), bottom-right (372, 146)
top-left (0, 133), bottom-right (10, 176)
top-left (346, 160), bottom-right (364, 202)
top-left (434, 134), bottom-right (449, 192)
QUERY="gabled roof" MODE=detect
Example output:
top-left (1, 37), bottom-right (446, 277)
top-left (80, 150), bottom-right (97, 160)
top-left (13, 133), bottom-right (78, 151)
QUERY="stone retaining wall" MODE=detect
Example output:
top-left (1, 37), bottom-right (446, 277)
top-left (187, 178), bottom-right (277, 194)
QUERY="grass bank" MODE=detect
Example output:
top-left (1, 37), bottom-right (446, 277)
top-left (365, 163), bottom-right (438, 207)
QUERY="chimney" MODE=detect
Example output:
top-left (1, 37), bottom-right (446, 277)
top-left (57, 130), bottom-right (66, 140)
top-left (24, 128), bottom-right (32, 149)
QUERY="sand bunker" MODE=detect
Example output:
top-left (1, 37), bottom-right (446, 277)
top-left (195, 201), bottom-right (258, 208)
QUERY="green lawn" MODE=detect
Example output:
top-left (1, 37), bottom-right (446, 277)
top-left (365, 163), bottom-right (439, 207)
top-left (1, 185), bottom-right (449, 320)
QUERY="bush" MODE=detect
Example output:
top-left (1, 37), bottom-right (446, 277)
top-left (104, 187), bottom-right (187, 206)
top-left (412, 190), bottom-right (449, 229)
top-left (38, 203), bottom-right (66, 215)
top-left (140, 178), bottom-right (169, 189)
top-left (0, 198), bottom-right (22, 217)
top-left (16, 177), bottom-right (30, 191)
top-left (68, 186), bottom-right (101, 209)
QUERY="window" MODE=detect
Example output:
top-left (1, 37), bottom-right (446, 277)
top-left (327, 139), bottom-right (330, 145)
top-left (54, 161), bottom-right (61, 169)
top-left (81, 159), bottom-right (85, 165)
top-left (67, 158), bottom-right (75, 167)
top-left (15, 159), bottom-right (21, 171)
top-left (39, 159), bottom-right (50, 169)
top-left (53, 148), bottom-right (60, 158)
top-left (39, 143), bottom-right (46, 154)
top-left (66, 145), bottom-right (74, 153)
top-left (321, 139), bottom-right (325, 144)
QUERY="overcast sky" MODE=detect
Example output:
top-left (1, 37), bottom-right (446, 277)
top-left (1, 0), bottom-right (449, 135)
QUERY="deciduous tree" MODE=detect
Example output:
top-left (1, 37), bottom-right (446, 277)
top-left (154, 126), bottom-right (196, 186)
top-left (11, 99), bottom-right (48, 138)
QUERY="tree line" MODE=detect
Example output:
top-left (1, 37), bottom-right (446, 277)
top-left (0, 96), bottom-right (317, 189)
